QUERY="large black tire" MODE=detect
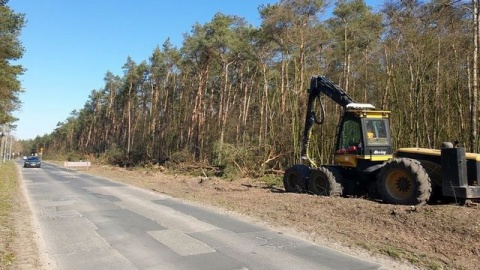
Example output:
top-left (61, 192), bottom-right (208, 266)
top-left (308, 167), bottom-right (343, 197)
top-left (378, 158), bottom-right (432, 205)
top-left (418, 160), bottom-right (443, 203)
top-left (283, 165), bottom-right (310, 193)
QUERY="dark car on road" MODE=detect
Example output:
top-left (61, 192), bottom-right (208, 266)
top-left (24, 156), bottom-right (41, 168)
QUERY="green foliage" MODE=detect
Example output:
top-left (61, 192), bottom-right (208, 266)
top-left (212, 142), bottom-right (270, 178)
top-left (168, 149), bottom-right (194, 164)
top-left (28, 0), bottom-right (480, 176)
top-left (212, 142), bottom-right (243, 178)
top-left (0, 2), bottom-right (25, 126)
top-left (42, 152), bottom-right (65, 162)
top-left (380, 245), bottom-right (435, 267)
top-left (66, 151), bottom-right (84, 162)
top-left (261, 174), bottom-right (283, 188)
top-left (328, 0), bottom-right (383, 53)
top-left (103, 143), bottom-right (125, 166)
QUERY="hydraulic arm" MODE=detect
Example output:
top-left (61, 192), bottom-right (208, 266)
top-left (301, 76), bottom-right (373, 165)
top-left (308, 76), bottom-right (355, 108)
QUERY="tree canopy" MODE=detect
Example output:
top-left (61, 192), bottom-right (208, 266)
top-left (0, 0), bottom-right (25, 125)
top-left (25, 0), bottom-right (480, 177)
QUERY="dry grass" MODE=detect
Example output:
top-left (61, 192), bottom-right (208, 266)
top-left (0, 162), bottom-right (18, 268)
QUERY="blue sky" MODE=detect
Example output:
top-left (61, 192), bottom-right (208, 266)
top-left (9, 0), bottom-right (383, 140)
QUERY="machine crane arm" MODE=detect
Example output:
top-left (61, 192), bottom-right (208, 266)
top-left (301, 76), bottom-right (374, 165)
top-left (308, 76), bottom-right (355, 108)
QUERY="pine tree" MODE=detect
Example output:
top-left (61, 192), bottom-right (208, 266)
top-left (0, 0), bottom-right (25, 125)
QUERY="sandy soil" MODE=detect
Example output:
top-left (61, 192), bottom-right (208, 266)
top-left (82, 164), bottom-right (480, 270)
top-left (12, 163), bottom-right (480, 270)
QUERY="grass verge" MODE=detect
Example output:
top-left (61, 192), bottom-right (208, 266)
top-left (0, 161), bottom-right (18, 268)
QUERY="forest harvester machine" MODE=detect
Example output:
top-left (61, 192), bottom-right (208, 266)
top-left (283, 76), bottom-right (480, 205)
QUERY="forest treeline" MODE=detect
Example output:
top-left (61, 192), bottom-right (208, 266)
top-left (23, 0), bottom-right (480, 176)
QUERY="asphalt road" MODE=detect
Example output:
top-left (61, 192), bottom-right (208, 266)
top-left (19, 161), bottom-right (388, 270)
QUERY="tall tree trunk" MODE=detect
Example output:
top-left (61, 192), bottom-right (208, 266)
top-left (260, 62), bottom-right (269, 146)
top-left (218, 61), bottom-right (233, 152)
top-left (127, 82), bottom-right (133, 154)
top-left (343, 18), bottom-right (349, 92)
top-left (471, 0), bottom-right (479, 152)
top-left (382, 45), bottom-right (392, 109)
top-left (189, 65), bottom-right (210, 160)
top-left (280, 53), bottom-right (286, 115)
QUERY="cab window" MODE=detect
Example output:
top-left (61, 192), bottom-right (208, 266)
top-left (364, 119), bottom-right (389, 145)
top-left (338, 119), bottom-right (361, 151)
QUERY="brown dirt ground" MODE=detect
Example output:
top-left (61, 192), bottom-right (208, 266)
top-left (12, 163), bottom-right (480, 270)
top-left (83, 164), bottom-right (480, 270)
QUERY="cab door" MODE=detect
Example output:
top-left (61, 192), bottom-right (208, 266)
top-left (334, 114), bottom-right (363, 167)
